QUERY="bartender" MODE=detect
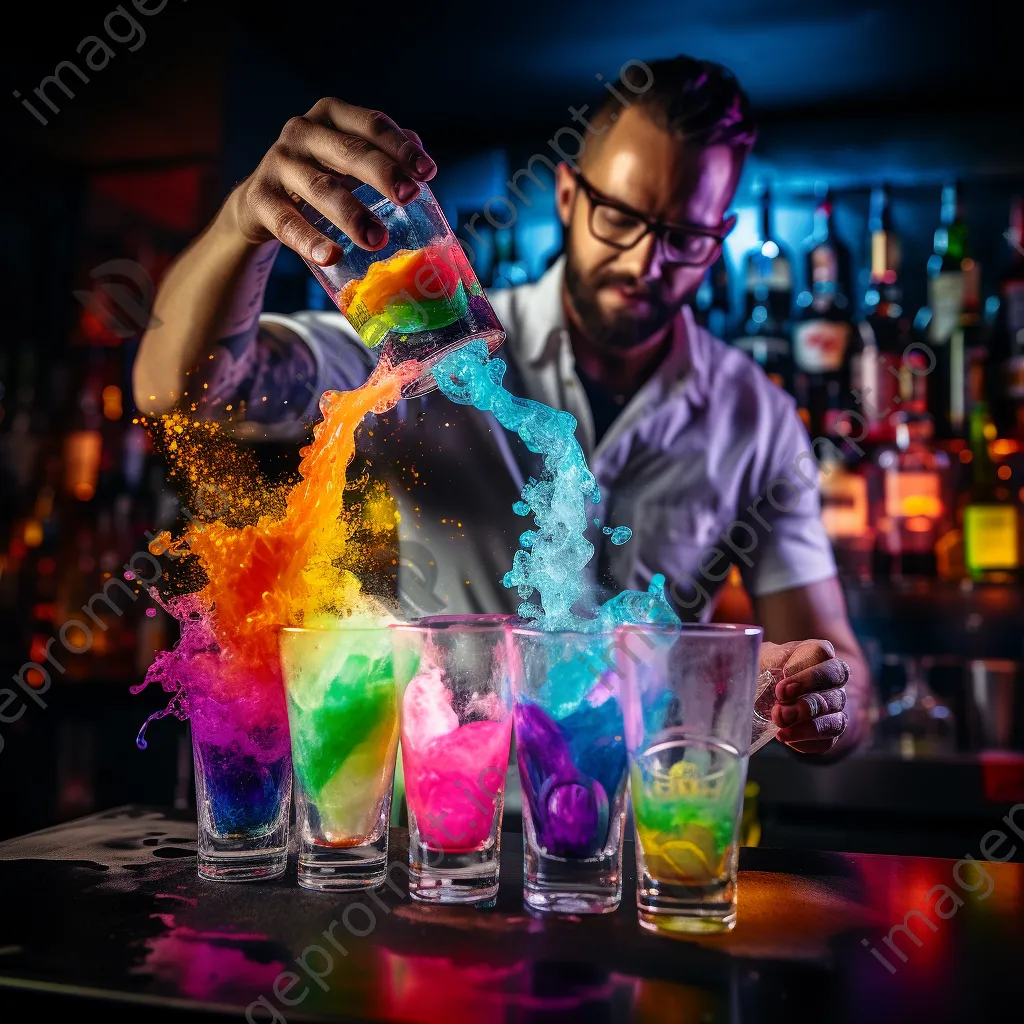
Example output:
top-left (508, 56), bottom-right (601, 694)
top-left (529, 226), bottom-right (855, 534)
top-left (133, 55), bottom-right (869, 758)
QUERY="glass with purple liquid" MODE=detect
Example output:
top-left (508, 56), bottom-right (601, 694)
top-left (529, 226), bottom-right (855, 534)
top-left (186, 660), bottom-right (292, 881)
top-left (511, 628), bottom-right (630, 914)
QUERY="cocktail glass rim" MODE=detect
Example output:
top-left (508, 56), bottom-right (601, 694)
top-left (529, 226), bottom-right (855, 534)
top-left (613, 622), bottom-right (763, 638)
top-left (509, 625), bottom-right (619, 640)
top-left (389, 614), bottom-right (513, 633)
top-left (279, 623), bottom-right (396, 634)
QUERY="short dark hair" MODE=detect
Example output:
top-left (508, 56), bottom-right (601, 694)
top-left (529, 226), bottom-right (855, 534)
top-left (593, 55), bottom-right (758, 153)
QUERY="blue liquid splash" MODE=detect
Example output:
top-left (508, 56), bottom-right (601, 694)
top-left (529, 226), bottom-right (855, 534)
top-left (432, 340), bottom-right (679, 633)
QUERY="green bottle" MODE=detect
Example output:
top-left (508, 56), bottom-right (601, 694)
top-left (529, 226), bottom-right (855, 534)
top-left (963, 362), bottom-right (1020, 583)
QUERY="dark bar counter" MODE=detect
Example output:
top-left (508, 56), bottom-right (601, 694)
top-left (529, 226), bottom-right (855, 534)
top-left (1, 807), bottom-right (1021, 1023)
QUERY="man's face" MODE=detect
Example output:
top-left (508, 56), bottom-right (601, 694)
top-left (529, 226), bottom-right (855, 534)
top-left (557, 107), bottom-right (740, 349)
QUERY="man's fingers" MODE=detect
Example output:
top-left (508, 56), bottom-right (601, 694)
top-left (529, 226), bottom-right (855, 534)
top-left (306, 98), bottom-right (436, 179)
top-left (280, 117), bottom-right (419, 211)
top-left (246, 179), bottom-right (345, 265)
top-left (772, 687), bottom-right (847, 727)
top-left (777, 711), bottom-right (847, 747)
top-left (403, 128), bottom-right (423, 147)
top-left (758, 640), bottom-right (802, 674)
top-left (776, 658), bottom-right (850, 703)
top-left (274, 156), bottom-right (389, 255)
top-left (782, 639), bottom-right (836, 676)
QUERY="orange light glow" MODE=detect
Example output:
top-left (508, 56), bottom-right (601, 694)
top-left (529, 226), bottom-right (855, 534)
top-left (102, 385), bottom-right (123, 420)
top-left (905, 515), bottom-right (935, 534)
top-left (991, 439), bottom-right (1019, 457)
top-left (901, 496), bottom-right (943, 519)
top-left (62, 625), bottom-right (91, 652)
top-left (64, 430), bottom-right (102, 500)
top-left (959, 450), bottom-right (973, 464)
top-left (23, 520), bottom-right (43, 548)
top-left (997, 465), bottom-right (1012, 481)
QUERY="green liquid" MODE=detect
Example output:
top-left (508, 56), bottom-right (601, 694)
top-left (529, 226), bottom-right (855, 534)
top-left (631, 749), bottom-right (742, 884)
top-left (286, 650), bottom-right (399, 843)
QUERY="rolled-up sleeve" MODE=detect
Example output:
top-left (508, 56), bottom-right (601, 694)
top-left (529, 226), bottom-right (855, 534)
top-left (194, 311), bottom-right (375, 426)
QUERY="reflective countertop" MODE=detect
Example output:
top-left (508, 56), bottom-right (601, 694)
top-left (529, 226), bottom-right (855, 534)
top-left (0, 806), bottom-right (1020, 1023)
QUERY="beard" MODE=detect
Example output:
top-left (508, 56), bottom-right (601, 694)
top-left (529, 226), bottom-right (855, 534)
top-left (563, 247), bottom-right (679, 350)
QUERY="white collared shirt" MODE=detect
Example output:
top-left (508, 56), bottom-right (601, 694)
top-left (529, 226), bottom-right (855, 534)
top-left (261, 257), bottom-right (837, 620)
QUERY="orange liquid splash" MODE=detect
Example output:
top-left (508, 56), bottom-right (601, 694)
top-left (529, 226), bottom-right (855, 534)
top-left (146, 360), bottom-right (420, 683)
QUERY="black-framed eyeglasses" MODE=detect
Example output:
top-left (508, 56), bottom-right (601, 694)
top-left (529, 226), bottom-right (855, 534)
top-left (571, 168), bottom-right (732, 267)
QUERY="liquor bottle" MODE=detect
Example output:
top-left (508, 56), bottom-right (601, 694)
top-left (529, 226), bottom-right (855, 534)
top-left (872, 410), bottom-right (951, 580)
top-left (963, 361), bottom-right (1020, 583)
top-left (793, 186), bottom-right (853, 436)
top-left (990, 196), bottom-right (1024, 437)
top-left (926, 182), bottom-right (981, 437)
top-left (694, 253), bottom-right (730, 340)
top-left (734, 183), bottom-right (793, 390)
top-left (852, 185), bottom-right (918, 445)
top-left (818, 443), bottom-right (873, 583)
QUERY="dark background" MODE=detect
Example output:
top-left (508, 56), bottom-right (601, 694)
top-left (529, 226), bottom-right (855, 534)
top-left (0, 0), bottom-right (1020, 845)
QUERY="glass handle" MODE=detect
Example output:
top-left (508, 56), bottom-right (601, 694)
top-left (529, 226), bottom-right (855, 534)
top-left (750, 669), bottom-right (779, 754)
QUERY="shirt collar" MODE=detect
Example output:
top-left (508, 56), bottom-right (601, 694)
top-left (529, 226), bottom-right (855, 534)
top-left (517, 255), bottom-right (569, 367)
top-left (502, 256), bottom-right (710, 458)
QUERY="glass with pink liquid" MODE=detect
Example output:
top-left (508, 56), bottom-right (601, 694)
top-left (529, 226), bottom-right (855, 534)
top-left (390, 615), bottom-right (514, 905)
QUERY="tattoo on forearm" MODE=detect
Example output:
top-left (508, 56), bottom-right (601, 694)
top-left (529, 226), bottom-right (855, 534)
top-left (218, 239), bottom-right (281, 339)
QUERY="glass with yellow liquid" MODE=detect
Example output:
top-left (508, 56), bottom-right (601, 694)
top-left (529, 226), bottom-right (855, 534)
top-left (279, 625), bottom-right (400, 891)
top-left (617, 623), bottom-right (763, 934)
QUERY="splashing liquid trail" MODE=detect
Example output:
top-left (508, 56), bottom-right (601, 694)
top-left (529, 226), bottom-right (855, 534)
top-left (432, 340), bottom-right (679, 632)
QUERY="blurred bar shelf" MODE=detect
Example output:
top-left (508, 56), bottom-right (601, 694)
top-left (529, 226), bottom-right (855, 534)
top-left (844, 579), bottom-right (1024, 659)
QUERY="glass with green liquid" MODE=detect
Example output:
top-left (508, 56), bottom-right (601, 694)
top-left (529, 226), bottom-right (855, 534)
top-left (618, 623), bottom-right (763, 934)
top-left (279, 625), bottom-right (400, 891)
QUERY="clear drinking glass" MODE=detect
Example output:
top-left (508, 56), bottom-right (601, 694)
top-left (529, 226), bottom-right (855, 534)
top-left (301, 183), bottom-right (505, 398)
top-left (510, 628), bottom-right (631, 914)
top-left (190, 672), bottom-right (292, 882)
top-left (618, 622), bottom-right (763, 935)
top-left (279, 626), bottom-right (400, 891)
top-left (750, 669), bottom-right (780, 754)
top-left (390, 615), bottom-right (514, 905)
top-left (876, 654), bottom-right (957, 757)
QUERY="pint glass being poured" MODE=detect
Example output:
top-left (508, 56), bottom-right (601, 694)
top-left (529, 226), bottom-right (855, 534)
top-left (301, 183), bottom-right (504, 398)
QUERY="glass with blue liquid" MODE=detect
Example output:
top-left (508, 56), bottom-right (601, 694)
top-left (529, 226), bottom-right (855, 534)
top-left (511, 628), bottom-right (630, 914)
top-left (190, 681), bottom-right (292, 882)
